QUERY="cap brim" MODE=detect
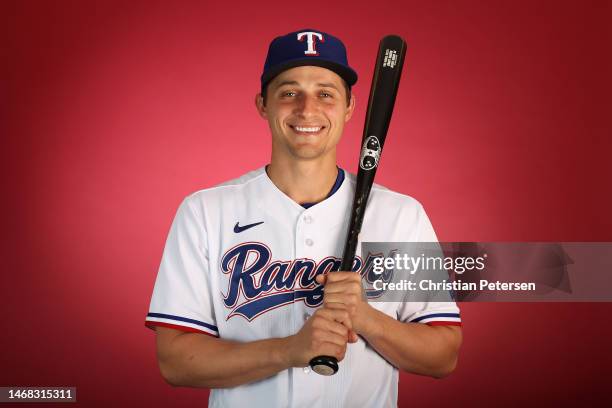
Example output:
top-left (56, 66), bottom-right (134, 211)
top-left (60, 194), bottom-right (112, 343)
top-left (261, 58), bottom-right (358, 90)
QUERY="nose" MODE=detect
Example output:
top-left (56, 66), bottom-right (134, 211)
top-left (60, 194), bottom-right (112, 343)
top-left (294, 94), bottom-right (318, 117)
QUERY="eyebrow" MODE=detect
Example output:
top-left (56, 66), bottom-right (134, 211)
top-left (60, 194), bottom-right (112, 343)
top-left (316, 82), bottom-right (340, 90)
top-left (274, 80), bottom-right (300, 88)
top-left (273, 80), bottom-right (340, 91)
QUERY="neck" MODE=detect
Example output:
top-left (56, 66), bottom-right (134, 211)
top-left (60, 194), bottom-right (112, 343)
top-left (267, 154), bottom-right (339, 205)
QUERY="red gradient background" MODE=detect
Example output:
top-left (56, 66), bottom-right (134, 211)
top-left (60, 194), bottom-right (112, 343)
top-left (3, 1), bottom-right (612, 406)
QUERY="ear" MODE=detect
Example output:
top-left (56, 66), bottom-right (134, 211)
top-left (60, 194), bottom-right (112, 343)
top-left (255, 93), bottom-right (267, 119)
top-left (344, 93), bottom-right (356, 122)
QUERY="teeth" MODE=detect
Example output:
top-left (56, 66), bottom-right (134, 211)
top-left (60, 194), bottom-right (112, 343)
top-left (294, 126), bottom-right (322, 132)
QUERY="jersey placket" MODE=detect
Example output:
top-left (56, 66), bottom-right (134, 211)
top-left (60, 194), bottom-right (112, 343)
top-left (290, 208), bottom-right (326, 407)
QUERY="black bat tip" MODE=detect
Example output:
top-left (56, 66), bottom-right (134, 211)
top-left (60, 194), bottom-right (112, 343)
top-left (382, 34), bottom-right (406, 43)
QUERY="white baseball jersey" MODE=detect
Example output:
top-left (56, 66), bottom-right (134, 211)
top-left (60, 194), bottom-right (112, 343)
top-left (145, 166), bottom-right (461, 408)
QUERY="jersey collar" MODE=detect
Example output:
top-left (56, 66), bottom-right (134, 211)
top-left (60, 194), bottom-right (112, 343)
top-left (257, 166), bottom-right (353, 230)
top-left (300, 167), bottom-right (345, 209)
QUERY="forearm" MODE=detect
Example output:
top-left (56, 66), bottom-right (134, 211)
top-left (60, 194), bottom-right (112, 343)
top-left (360, 307), bottom-right (462, 378)
top-left (157, 331), bottom-right (291, 388)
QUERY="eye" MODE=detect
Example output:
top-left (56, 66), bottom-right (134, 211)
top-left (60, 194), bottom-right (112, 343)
top-left (320, 91), bottom-right (333, 98)
top-left (282, 91), bottom-right (296, 97)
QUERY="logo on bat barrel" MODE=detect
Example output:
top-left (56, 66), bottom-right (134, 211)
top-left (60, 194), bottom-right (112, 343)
top-left (383, 49), bottom-right (398, 68)
top-left (359, 135), bottom-right (381, 170)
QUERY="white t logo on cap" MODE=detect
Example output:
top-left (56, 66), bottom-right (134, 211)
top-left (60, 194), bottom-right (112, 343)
top-left (297, 31), bottom-right (324, 56)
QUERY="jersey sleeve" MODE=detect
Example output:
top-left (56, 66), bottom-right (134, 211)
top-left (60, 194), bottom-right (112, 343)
top-left (144, 196), bottom-right (219, 337)
top-left (398, 203), bottom-right (462, 326)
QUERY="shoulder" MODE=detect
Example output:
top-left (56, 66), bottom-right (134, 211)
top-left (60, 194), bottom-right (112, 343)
top-left (343, 171), bottom-right (437, 241)
top-left (183, 167), bottom-right (267, 205)
top-left (343, 171), bottom-right (425, 212)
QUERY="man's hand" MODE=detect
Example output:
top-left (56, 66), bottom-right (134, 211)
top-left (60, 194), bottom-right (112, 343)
top-left (315, 272), bottom-right (376, 342)
top-left (285, 306), bottom-right (354, 367)
top-left (315, 271), bottom-right (462, 377)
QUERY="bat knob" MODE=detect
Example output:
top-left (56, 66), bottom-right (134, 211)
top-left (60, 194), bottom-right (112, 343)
top-left (309, 355), bottom-right (339, 376)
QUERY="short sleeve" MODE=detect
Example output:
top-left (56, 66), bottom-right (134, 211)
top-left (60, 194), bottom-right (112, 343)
top-left (414, 202), bottom-right (438, 242)
top-left (398, 203), bottom-right (462, 326)
top-left (144, 196), bottom-right (218, 337)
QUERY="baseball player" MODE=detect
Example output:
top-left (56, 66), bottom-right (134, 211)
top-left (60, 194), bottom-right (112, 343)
top-left (145, 29), bottom-right (462, 407)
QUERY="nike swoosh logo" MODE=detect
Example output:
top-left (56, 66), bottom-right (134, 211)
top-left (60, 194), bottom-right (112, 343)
top-left (234, 221), bottom-right (264, 233)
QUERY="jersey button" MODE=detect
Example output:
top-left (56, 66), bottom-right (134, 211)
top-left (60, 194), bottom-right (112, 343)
top-left (303, 215), bottom-right (313, 224)
top-left (303, 366), bottom-right (311, 374)
top-left (305, 238), bottom-right (314, 246)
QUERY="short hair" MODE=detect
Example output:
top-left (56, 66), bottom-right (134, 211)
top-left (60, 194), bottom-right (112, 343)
top-left (261, 79), bottom-right (352, 107)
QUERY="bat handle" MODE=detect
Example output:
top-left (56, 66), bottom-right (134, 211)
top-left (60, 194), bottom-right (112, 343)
top-left (307, 200), bottom-right (360, 376)
top-left (309, 355), bottom-right (339, 376)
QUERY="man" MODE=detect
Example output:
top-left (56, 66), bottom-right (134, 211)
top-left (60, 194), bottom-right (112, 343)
top-left (145, 29), bottom-right (462, 407)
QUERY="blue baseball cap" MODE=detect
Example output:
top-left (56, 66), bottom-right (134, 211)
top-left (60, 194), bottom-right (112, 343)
top-left (261, 29), bottom-right (358, 92)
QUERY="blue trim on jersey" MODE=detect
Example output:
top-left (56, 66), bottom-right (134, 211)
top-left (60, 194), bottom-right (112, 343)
top-left (147, 312), bottom-right (218, 332)
top-left (411, 313), bottom-right (461, 323)
top-left (301, 167), bottom-right (345, 209)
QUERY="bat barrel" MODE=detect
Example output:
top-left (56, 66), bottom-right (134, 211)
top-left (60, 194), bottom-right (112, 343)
top-left (340, 35), bottom-right (407, 271)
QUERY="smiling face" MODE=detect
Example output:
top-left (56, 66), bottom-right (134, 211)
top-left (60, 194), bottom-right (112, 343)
top-left (256, 66), bottom-right (355, 162)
